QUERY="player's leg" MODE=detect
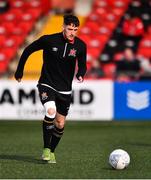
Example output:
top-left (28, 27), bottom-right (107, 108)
top-left (42, 101), bottom-right (56, 161)
top-left (46, 112), bottom-right (65, 163)
top-left (50, 112), bottom-right (66, 153)
top-left (37, 85), bottom-right (56, 161)
top-left (45, 112), bottom-right (66, 163)
top-left (49, 93), bottom-right (71, 162)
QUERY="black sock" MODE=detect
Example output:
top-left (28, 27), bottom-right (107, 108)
top-left (42, 116), bottom-right (54, 149)
top-left (50, 126), bottom-right (64, 152)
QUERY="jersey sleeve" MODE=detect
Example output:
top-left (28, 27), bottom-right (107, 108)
top-left (14, 36), bottom-right (45, 80)
top-left (76, 42), bottom-right (87, 79)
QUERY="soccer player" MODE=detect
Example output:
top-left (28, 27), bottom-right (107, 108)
top-left (14, 14), bottom-right (87, 163)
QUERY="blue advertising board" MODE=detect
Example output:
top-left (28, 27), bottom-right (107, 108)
top-left (114, 81), bottom-right (151, 120)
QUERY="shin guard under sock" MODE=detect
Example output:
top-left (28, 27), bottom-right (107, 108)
top-left (50, 126), bottom-right (64, 152)
top-left (42, 116), bottom-right (54, 149)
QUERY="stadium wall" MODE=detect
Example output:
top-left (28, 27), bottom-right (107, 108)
top-left (0, 80), bottom-right (151, 121)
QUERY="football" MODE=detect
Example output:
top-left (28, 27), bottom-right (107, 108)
top-left (109, 149), bottom-right (130, 170)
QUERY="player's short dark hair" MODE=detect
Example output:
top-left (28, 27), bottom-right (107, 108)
top-left (63, 14), bottom-right (80, 27)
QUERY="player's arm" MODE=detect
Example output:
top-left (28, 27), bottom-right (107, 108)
top-left (14, 36), bottom-right (45, 82)
top-left (76, 43), bottom-right (87, 82)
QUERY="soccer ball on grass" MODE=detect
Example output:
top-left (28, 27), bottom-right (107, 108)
top-left (109, 149), bottom-right (130, 170)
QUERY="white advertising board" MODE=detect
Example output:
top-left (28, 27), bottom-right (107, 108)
top-left (0, 80), bottom-right (113, 120)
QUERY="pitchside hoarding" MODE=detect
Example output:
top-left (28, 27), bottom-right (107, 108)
top-left (0, 80), bottom-right (113, 120)
top-left (114, 82), bottom-right (151, 120)
top-left (68, 79), bottom-right (113, 120)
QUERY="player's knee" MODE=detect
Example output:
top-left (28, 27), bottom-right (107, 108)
top-left (56, 120), bottom-right (65, 129)
top-left (47, 108), bottom-right (56, 117)
top-left (57, 122), bottom-right (64, 129)
top-left (44, 101), bottom-right (56, 118)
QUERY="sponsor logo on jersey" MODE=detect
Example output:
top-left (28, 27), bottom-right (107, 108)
top-left (52, 47), bottom-right (58, 52)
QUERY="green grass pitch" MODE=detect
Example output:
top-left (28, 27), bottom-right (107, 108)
top-left (0, 120), bottom-right (151, 179)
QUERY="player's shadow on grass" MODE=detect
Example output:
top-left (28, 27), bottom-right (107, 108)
top-left (0, 154), bottom-right (47, 164)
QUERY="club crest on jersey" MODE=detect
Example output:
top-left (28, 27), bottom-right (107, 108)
top-left (68, 48), bottom-right (76, 57)
top-left (41, 92), bottom-right (48, 100)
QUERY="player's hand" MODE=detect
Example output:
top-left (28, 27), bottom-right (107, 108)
top-left (77, 76), bottom-right (84, 83)
top-left (14, 71), bottom-right (23, 82)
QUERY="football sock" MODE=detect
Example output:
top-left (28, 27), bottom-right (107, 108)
top-left (50, 125), bottom-right (64, 152)
top-left (43, 116), bottom-right (55, 149)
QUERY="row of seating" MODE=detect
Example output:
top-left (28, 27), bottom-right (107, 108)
top-left (137, 30), bottom-right (151, 58)
top-left (0, 0), bottom-right (50, 74)
top-left (78, 0), bottom-right (130, 71)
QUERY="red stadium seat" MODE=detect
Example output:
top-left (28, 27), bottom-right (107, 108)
top-left (0, 35), bottom-right (6, 46)
top-left (85, 21), bottom-right (100, 32)
top-left (87, 47), bottom-right (101, 59)
top-left (3, 37), bottom-right (19, 49)
top-left (26, 8), bottom-right (42, 20)
top-left (3, 11), bottom-right (16, 22)
top-left (9, 9), bottom-right (22, 20)
top-left (0, 51), bottom-right (10, 73)
top-left (1, 47), bottom-right (17, 61)
top-left (87, 12), bottom-right (100, 22)
top-left (2, 22), bottom-right (15, 34)
top-left (95, 7), bottom-right (107, 16)
top-left (102, 63), bottom-right (116, 79)
top-left (79, 26), bottom-right (92, 35)
top-left (139, 39), bottom-right (151, 48)
top-left (112, 7), bottom-right (125, 16)
top-left (138, 48), bottom-right (151, 58)
top-left (20, 12), bottom-right (35, 22)
top-left (9, 35), bottom-right (25, 47)
top-left (11, 26), bottom-right (25, 35)
top-left (78, 34), bottom-right (91, 44)
top-left (97, 26), bottom-right (112, 36)
top-left (18, 21), bottom-right (35, 34)
top-left (10, 0), bottom-right (25, 9)
top-left (0, 25), bottom-right (7, 35)
top-left (27, 0), bottom-right (41, 9)
top-left (93, 0), bottom-right (108, 8)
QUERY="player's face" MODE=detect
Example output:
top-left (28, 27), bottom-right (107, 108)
top-left (63, 23), bottom-right (79, 41)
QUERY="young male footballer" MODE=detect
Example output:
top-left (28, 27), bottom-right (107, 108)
top-left (14, 14), bottom-right (87, 163)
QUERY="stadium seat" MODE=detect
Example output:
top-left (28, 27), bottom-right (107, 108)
top-left (112, 8), bottom-right (125, 16)
top-left (78, 34), bottom-right (91, 44)
top-left (87, 47), bottom-right (101, 59)
top-left (139, 39), bottom-right (151, 48)
top-left (2, 22), bottom-right (15, 34)
top-left (11, 26), bottom-right (24, 35)
top-left (0, 51), bottom-right (10, 73)
top-left (9, 35), bottom-right (25, 47)
top-left (20, 12), bottom-right (35, 23)
top-left (2, 47), bottom-right (17, 61)
top-left (3, 37), bottom-right (17, 48)
top-left (0, 25), bottom-right (7, 35)
top-left (2, 11), bottom-right (16, 22)
top-left (0, 35), bottom-right (6, 46)
top-left (138, 48), bottom-right (151, 58)
top-left (26, 8), bottom-right (42, 20)
top-left (18, 21), bottom-right (35, 34)
top-left (26, 0), bottom-right (41, 9)
top-left (9, 0), bottom-right (25, 9)
top-left (9, 9), bottom-right (22, 20)
top-left (84, 21), bottom-right (100, 32)
top-left (79, 26), bottom-right (91, 35)
top-left (97, 26), bottom-right (112, 36)
top-left (102, 63), bottom-right (116, 79)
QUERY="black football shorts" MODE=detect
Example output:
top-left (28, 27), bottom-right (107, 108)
top-left (37, 84), bottom-right (72, 116)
